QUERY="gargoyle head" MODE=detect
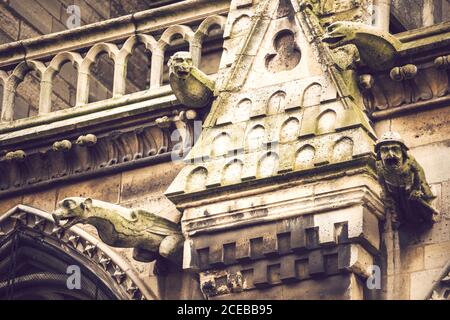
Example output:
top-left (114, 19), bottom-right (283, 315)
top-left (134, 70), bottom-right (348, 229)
top-left (375, 131), bottom-right (409, 170)
top-left (52, 197), bottom-right (93, 228)
top-left (322, 21), bottom-right (358, 49)
top-left (168, 51), bottom-right (193, 80)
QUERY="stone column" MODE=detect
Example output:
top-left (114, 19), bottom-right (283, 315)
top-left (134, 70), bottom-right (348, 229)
top-left (373, 0), bottom-right (390, 32)
top-left (422, 0), bottom-right (435, 27)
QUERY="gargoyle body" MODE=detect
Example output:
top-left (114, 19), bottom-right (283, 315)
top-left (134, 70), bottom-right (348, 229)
top-left (168, 51), bottom-right (215, 108)
top-left (53, 197), bottom-right (184, 267)
top-left (375, 132), bottom-right (439, 229)
top-left (323, 21), bottom-right (403, 71)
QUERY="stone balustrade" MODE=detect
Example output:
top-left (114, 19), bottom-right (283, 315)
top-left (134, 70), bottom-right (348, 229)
top-left (0, 0), bottom-right (228, 124)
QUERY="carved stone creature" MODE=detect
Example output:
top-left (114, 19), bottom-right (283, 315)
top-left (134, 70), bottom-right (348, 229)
top-left (76, 134), bottom-right (97, 146)
top-left (375, 131), bottom-right (439, 229)
top-left (168, 51), bottom-right (215, 108)
top-left (52, 197), bottom-right (184, 270)
top-left (322, 21), bottom-right (402, 71)
top-left (52, 140), bottom-right (72, 152)
top-left (5, 150), bottom-right (26, 161)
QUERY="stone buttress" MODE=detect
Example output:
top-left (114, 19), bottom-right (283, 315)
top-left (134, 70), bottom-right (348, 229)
top-left (166, 0), bottom-right (384, 299)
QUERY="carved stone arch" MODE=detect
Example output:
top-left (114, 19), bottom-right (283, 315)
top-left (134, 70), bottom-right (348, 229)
top-left (2, 61), bottom-right (46, 121)
top-left (158, 25), bottom-right (195, 50)
top-left (115, 34), bottom-right (158, 96)
top-left (330, 136), bottom-right (354, 163)
top-left (0, 205), bottom-right (156, 300)
top-left (12, 60), bottom-right (46, 80)
top-left (45, 51), bottom-right (83, 81)
top-left (118, 34), bottom-right (158, 62)
top-left (7, 60), bottom-right (45, 95)
top-left (246, 124), bottom-right (266, 151)
top-left (257, 151), bottom-right (279, 178)
top-left (195, 15), bottom-right (226, 40)
top-left (193, 15), bottom-right (226, 67)
top-left (316, 108), bottom-right (337, 134)
top-left (301, 82), bottom-right (322, 107)
top-left (79, 43), bottom-right (119, 103)
top-left (185, 166), bottom-right (208, 192)
top-left (229, 14), bottom-right (251, 38)
top-left (280, 116), bottom-right (300, 143)
top-left (211, 131), bottom-right (231, 158)
top-left (294, 144), bottom-right (316, 170)
top-left (40, 52), bottom-right (83, 113)
top-left (81, 43), bottom-right (120, 72)
top-left (222, 158), bottom-right (243, 185)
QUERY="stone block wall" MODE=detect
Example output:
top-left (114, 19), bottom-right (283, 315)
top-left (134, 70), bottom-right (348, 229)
top-left (391, 0), bottom-right (450, 31)
top-left (374, 104), bottom-right (450, 300)
top-left (0, 159), bottom-right (203, 299)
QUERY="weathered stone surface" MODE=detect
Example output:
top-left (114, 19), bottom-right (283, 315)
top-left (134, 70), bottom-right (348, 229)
top-left (400, 246), bottom-right (424, 273)
top-left (57, 174), bottom-right (121, 203)
top-left (410, 268), bottom-right (442, 300)
top-left (22, 189), bottom-right (58, 212)
top-left (0, 195), bottom-right (23, 215)
top-left (424, 241), bottom-right (450, 269)
top-left (410, 141), bottom-right (450, 185)
top-left (374, 107), bottom-right (450, 149)
top-left (121, 162), bottom-right (185, 202)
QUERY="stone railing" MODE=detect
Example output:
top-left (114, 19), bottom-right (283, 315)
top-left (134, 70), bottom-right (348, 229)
top-left (0, 0), bottom-right (228, 124)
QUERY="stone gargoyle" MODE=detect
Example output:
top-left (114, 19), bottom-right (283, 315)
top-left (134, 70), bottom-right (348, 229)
top-left (322, 21), bottom-right (402, 71)
top-left (52, 197), bottom-right (184, 273)
top-left (168, 51), bottom-right (215, 108)
top-left (375, 131), bottom-right (439, 229)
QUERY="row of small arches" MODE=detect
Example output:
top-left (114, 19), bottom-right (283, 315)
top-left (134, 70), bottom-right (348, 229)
top-left (218, 83), bottom-right (323, 124)
top-left (0, 15), bottom-right (226, 122)
top-left (211, 109), bottom-right (338, 157)
top-left (186, 136), bottom-right (354, 192)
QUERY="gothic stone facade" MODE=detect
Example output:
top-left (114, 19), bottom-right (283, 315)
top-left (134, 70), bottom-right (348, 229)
top-left (0, 0), bottom-right (449, 300)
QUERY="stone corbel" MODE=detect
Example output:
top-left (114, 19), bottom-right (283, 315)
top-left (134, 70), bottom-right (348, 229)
top-left (156, 110), bottom-right (199, 157)
top-left (4, 150), bottom-right (26, 161)
top-left (52, 140), bottom-right (72, 152)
